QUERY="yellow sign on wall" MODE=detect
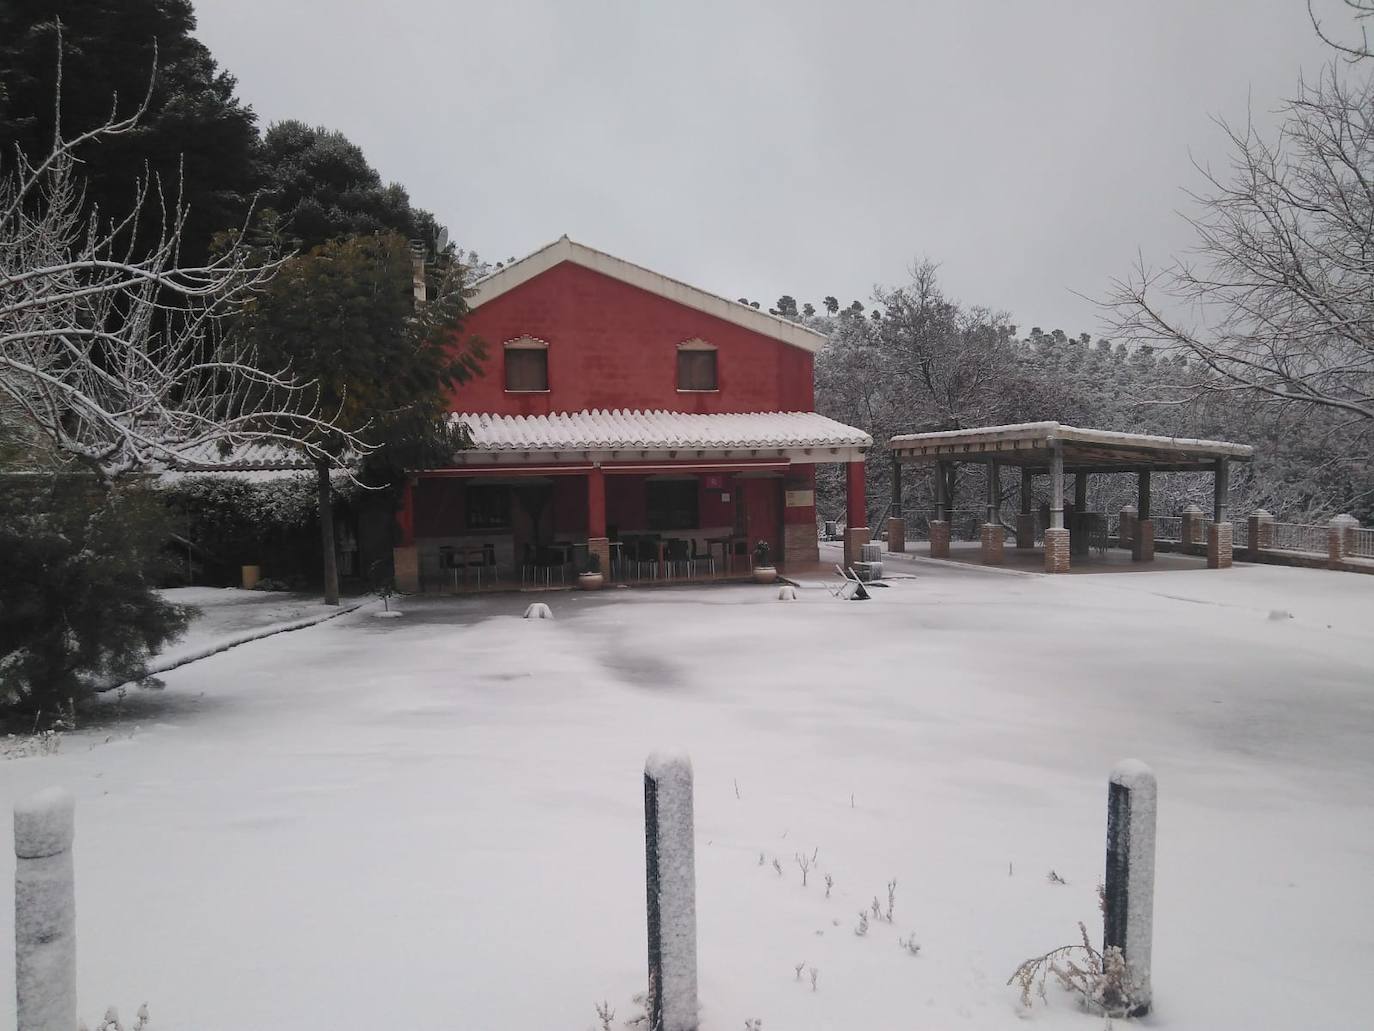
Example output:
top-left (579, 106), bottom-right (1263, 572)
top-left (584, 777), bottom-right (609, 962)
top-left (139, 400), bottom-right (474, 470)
top-left (785, 490), bottom-right (815, 508)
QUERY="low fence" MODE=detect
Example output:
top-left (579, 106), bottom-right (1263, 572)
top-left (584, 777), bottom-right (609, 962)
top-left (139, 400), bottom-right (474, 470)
top-left (880, 506), bottom-right (1370, 572)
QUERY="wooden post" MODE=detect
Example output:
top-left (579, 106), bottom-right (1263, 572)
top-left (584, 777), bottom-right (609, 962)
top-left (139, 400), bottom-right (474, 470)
top-left (15, 788), bottom-right (77, 1031)
top-left (1104, 761), bottom-right (1157, 1017)
top-left (930, 462), bottom-right (951, 559)
top-left (1133, 470), bottom-right (1154, 562)
top-left (1212, 458), bottom-right (1229, 523)
top-left (644, 753), bottom-right (699, 1031)
top-left (985, 458), bottom-right (999, 526)
top-left (1074, 471), bottom-right (1088, 515)
top-left (890, 455), bottom-right (903, 520)
top-left (1017, 467), bottom-right (1035, 549)
top-left (1049, 444), bottom-right (1064, 530)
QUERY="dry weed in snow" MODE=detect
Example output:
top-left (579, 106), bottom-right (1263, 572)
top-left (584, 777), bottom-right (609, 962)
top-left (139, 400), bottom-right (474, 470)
top-left (81, 1004), bottom-right (150, 1031)
top-left (1008, 921), bottom-right (1140, 1017)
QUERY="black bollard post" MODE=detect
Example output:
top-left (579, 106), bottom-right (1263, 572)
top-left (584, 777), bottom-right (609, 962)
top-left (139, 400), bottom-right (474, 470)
top-left (1103, 759), bottom-right (1157, 1016)
top-left (644, 751), bottom-right (698, 1031)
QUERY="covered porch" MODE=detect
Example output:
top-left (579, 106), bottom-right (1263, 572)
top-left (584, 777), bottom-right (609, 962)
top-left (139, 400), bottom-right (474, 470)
top-left (886, 422), bottom-right (1254, 574)
top-left (392, 410), bottom-right (871, 592)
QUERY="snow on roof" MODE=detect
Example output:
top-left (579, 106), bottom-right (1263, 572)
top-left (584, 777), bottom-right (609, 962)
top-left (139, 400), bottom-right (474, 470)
top-left (454, 409), bottom-right (872, 452)
top-left (167, 440), bottom-right (312, 472)
top-left (890, 421), bottom-right (1253, 460)
top-left (467, 237), bottom-right (829, 353)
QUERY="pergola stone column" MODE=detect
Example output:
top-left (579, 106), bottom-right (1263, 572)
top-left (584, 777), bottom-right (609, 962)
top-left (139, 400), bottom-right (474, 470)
top-left (843, 458), bottom-right (870, 568)
top-left (1329, 513), bottom-right (1359, 568)
top-left (1180, 504), bottom-right (1204, 547)
top-left (1044, 441), bottom-right (1070, 573)
top-left (1118, 504), bottom-right (1136, 551)
top-left (1208, 458), bottom-right (1233, 569)
top-left (980, 458), bottom-right (1004, 565)
top-left (1133, 470), bottom-right (1154, 563)
top-left (1248, 509), bottom-right (1275, 560)
top-left (887, 455), bottom-right (906, 553)
top-left (1016, 467), bottom-right (1035, 549)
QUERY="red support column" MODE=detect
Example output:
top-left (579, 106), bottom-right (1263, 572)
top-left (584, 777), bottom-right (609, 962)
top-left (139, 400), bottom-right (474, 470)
top-left (845, 459), bottom-right (866, 529)
top-left (587, 466), bottom-right (609, 575)
top-left (588, 467), bottom-right (607, 539)
top-left (397, 477), bottom-right (416, 547)
top-left (843, 459), bottom-right (870, 569)
top-left (393, 476), bottom-right (419, 593)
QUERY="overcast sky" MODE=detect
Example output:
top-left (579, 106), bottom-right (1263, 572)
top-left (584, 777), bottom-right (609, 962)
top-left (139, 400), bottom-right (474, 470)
top-left (194, 0), bottom-right (1345, 337)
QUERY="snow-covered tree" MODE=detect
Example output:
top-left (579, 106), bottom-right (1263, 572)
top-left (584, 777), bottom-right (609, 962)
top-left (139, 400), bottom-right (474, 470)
top-left (0, 55), bottom-right (372, 484)
top-left (1107, 19), bottom-right (1374, 439)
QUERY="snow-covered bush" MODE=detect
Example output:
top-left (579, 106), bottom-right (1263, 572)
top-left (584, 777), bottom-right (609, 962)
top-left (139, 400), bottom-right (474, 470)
top-left (0, 478), bottom-right (190, 726)
top-left (158, 473), bottom-right (327, 583)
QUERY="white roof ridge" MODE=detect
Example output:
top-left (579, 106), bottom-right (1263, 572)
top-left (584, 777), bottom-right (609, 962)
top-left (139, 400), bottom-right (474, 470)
top-left (467, 237), bottom-right (828, 353)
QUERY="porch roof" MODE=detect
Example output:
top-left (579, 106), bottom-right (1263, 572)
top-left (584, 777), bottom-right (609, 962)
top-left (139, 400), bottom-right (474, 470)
top-left (889, 421), bottom-right (1252, 472)
top-left (451, 409), bottom-right (871, 460)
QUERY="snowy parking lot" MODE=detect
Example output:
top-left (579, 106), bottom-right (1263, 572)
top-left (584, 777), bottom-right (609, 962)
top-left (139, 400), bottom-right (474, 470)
top-left (3, 560), bottom-right (1372, 1030)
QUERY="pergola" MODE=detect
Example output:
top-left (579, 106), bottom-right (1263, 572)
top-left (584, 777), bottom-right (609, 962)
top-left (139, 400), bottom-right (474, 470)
top-left (885, 422), bottom-right (1254, 573)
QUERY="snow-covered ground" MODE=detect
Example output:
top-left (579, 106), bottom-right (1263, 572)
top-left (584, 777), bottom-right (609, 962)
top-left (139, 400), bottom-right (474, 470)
top-left (3, 560), bottom-right (1372, 1030)
top-left (151, 587), bottom-right (350, 667)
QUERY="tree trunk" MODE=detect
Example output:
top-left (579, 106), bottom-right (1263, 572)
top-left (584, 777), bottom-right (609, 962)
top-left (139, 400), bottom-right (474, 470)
top-left (317, 461), bottom-right (339, 606)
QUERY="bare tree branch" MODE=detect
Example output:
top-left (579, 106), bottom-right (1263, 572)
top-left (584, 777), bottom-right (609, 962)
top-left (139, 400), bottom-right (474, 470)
top-left (0, 44), bottom-right (374, 484)
top-left (1105, 59), bottom-right (1374, 437)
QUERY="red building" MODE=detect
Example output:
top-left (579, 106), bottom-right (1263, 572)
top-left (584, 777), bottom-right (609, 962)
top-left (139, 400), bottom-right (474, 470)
top-left (392, 237), bottom-right (871, 591)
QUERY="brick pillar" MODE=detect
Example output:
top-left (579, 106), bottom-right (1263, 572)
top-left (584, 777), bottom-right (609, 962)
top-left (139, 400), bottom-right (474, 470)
top-left (782, 467), bottom-right (820, 567)
top-left (844, 459), bottom-right (869, 569)
top-left (393, 545), bottom-right (419, 592)
top-left (1247, 509), bottom-right (1274, 560)
top-left (1044, 527), bottom-right (1071, 573)
top-left (1016, 513), bottom-right (1036, 550)
top-left (1180, 505), bottom-right (1203, 547)
top-left (980, 523), bottom-right (1004, 565)
top-left (1118, 505), bottom-right (1136, 550)
top-left (1329, 513), bottom-right (1359, 568)
top-left (588, 537), bottom-right (611, 576)
top-left (1207, 521), bottom-right (1233, 569)
top-left (1132, 518), bottom-right (1155, 563)
top-left (886, 516), bottom-right (906, 553)
top-left (929, 519), bottom-right (951, 559)
top-left (843, 526), bottom-right (871, 569)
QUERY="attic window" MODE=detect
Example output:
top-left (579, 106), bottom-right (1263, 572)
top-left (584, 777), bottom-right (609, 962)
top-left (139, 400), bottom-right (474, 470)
top-left (677, 340), bottom-right (717, 392)
top-left (504, 337), bottom-right (549, 392)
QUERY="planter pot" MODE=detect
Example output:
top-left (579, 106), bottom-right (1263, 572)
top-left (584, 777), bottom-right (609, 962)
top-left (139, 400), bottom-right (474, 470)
top-left (241, 564), bottom-right (261, 590)
top-left (753, 565), bottom-right (778, 584)
top-left (578, 572), bottom-right (605, 591)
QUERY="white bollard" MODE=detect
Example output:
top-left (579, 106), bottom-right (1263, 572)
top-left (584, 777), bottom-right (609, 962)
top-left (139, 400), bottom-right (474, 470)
top-left (523, 602), bottom-right (553, 619)
top-left (643, 752), bottom-right (699, 1031)
top-left (14, 787), bottom-right (77, 1031)
top-left (1103, 760), bottom-right (1156, 1016)
top-left (777, 585), bottom-right (797, 601)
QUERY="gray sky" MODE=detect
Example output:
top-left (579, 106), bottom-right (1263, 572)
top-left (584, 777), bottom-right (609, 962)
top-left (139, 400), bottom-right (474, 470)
top-left (194, 0), bottom-right (1343, 337)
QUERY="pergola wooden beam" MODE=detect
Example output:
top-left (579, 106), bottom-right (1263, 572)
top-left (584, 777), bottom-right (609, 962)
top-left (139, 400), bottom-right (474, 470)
top-left (889, 421), bottom-right (1252, 470)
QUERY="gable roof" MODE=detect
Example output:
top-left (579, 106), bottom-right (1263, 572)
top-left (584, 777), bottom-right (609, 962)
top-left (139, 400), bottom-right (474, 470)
top-left (467, 236), bottom-right (828, 353)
